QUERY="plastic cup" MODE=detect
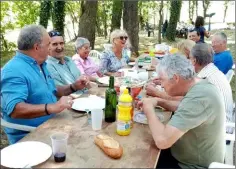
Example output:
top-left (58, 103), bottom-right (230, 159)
top-left (91, 109), bottom-right (103, 130)
top-left (50, 132), bottom-right (69, 163)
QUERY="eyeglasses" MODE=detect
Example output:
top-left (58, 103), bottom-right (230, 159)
top-left (48, 31), bottom-right (61, 37)
top-left (119, 36), bottom-right (128, 40)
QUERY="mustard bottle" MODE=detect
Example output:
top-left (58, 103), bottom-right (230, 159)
top-left (117, 89), bottom-right (133, 136)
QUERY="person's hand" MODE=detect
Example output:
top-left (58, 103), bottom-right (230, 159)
top-left (96, 71), bottom-right (103, 77)
top-left (145, 83), bottom-right (158, 97)
top-left (73, 75), bottom-right (90, 90)
top-left (53, 96), bottom-right (73, 113)
top-left (137, 98), bottom-right (158, 114)
top-left (152, 77), bottom-right (161, 85)
top-left (113, 72), bottom-right (123, 77)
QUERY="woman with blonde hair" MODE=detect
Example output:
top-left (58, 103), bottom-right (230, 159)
top-left (176, 39), bottom-right (196, 59)
top-left (99, 29), bottom-right (135, 77)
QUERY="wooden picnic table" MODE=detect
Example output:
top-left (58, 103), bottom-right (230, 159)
top-left (19, 82), bottom-right (172, 168)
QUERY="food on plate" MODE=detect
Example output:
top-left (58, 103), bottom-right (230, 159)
top-left (155, 50), bottom-right (165, 55)
top-left (94, 134), bottom-right (123, 159)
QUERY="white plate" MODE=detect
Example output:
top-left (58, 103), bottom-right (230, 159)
top-left (72, 95), bottom-right (105, 111)
top-left (1, 141), bottom-right (52, 168)
top-left (97, 76), bottom-right (110, 85)
top-left (128, 62), bottom-right (135, 66)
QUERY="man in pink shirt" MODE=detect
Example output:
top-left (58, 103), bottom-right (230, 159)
top-left (72, 37), bottom-right (103, 81)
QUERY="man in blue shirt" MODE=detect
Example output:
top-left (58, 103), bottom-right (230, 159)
top-left (212, 32), bottom-right (233, 74)
top-left (1, 25), bottom-right (89, 144)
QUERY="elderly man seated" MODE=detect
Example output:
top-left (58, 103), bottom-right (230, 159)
top-left (1, 25), bottom-right (82, 144)
top-left (46, 31), bottom-right (90, 96)
top-left (139, 54), bottom-right (225, 168)
top-left (212, 32), bottom-right (233, 74)
top-left (147, 43), bottom-right (234, 135)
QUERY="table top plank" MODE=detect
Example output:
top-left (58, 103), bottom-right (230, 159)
top-left (21, 110), bottom-right (161, 168)
top-left (19, 86), bottom-right (171, 168)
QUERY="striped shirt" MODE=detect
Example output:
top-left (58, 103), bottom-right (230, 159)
top-left (197, 63), bottom-right (234, 133)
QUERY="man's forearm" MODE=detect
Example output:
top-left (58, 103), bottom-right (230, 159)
top-left (157, 98), bottom-right (180, 112)
top-left (11, 102), bottom-right (58, 119)
top-left (156, 91), bottom-right (183, 101)
top-left (56, 84), bottom-right (74, 97)
top-left (144, 105), bottom-right (168, 149)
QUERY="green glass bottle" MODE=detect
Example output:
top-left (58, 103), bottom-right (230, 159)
top-left (105, 76), bottom-right (117, 122)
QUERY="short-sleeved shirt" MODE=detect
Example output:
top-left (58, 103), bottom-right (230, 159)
top-left (1, 51), bottom-right (57, 144)
top-left (197, 63), bottom-right (234, 128)
top-left (72, 54), bottom-right (99, 77)
top-left (168, 80), bottom-right (225, 168)
top-left (213, 50), bottom-right (233, 74)
top-left (194, 26), bottom-right (206, 43)
top-left (46, 56), bottom-right (81, 86)
top-left (99, 49), bottom-right (130, 73)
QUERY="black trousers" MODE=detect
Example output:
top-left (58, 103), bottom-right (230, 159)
top-left (156, 148), bottom-right (181, 169)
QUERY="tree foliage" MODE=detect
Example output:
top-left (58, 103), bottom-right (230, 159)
top-left (65, 1), bottom-right (81, 38)
top-left (12, 1), bottom-right (40, 27)
top-left (188, 0), bottom-right (195, 23)
top-left (166, 0), bottom-right (182, 41)
top-left (39, 0), bottom-right (51, 29)
top-left (52, 1), bottom-right (66, 36)
top-left (110, 0), bottom-right (123, 32)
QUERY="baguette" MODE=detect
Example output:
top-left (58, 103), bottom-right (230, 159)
top-left (94, 134), bottom-right (123, 159)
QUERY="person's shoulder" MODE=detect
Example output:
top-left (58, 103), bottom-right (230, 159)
top-left (101, 49), bottom-right (113, 58)
top-left (46, 56), bottom-right (57, 65)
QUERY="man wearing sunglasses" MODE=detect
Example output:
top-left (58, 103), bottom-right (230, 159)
top-left (1, 25), bottom-right (82, 144)
top-left (46, 30), bottom-right (90, 97)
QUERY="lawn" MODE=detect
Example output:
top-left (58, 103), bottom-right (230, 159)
top-left (1, 29), bottom-right (235, 149)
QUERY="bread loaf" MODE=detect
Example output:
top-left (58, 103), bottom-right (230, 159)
top-left (94, 134), bottom-right (123, 159)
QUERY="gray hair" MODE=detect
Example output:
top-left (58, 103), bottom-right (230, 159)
top-left (214, 32), bottom-right (227, 43)
top-left (110, 29), bottom-right (128, 44)
top-left (157, 54), bottom-right (195, 80)
top-left (74, 37), bottom-right (90, 52)
top-left (17, 24), bottom-right (46, 50)
top-left (190, 43), bottom-right (213, 66)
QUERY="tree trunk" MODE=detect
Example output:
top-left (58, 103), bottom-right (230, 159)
top-left (78, 1), bottom-right (98, 49)
top-left (39, 0), bottom-right (51, 29)
top-left (102, 2), bottom-right (108, 39)
top-left (52, 1), bottom-right (66, 36)
top-left (158, 0), bottom-right (164, 44)
top-left (202, 0), bottom-right (210, 19)
top-left (223, 0), bottom-right (230, 23)
top-left (123, 1), bottom-right (139, 55)
top-left (111, 0), bottom-right (123, 32)
top-left (195, 0), bottom-right (198, 17)
top-left (166, 0), bottom-right (182, 41)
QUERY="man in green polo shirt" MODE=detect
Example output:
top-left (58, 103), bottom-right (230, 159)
top-left (138, 54), bottom-right (225, 168)
top-left (46, 30), bottom-right (89, 96)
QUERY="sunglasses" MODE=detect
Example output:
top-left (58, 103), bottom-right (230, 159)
top-left (48, 31), bottom-right (61, 37)
top-left (119, 36), bottom-right (128, 40)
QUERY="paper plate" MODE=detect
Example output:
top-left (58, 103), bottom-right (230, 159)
top-left (1, 141), bottom-right (52, 168)
top-left (72, 95), bottom-right (105, 111)
top-left (97, 76), bottom-right (110, 85)
top-left (134, 110), bottom-right (166, 125)
top-left (128, 62), bottom-right (135, 66)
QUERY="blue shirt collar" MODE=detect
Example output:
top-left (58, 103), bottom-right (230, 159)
top-left (15, 51), bottom-right (47, 66)
top-left (48, 55), bottom-right (70, 64)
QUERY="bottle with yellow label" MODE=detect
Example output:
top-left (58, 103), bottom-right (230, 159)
top-left (117, 89), bottom-right (133, 136)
